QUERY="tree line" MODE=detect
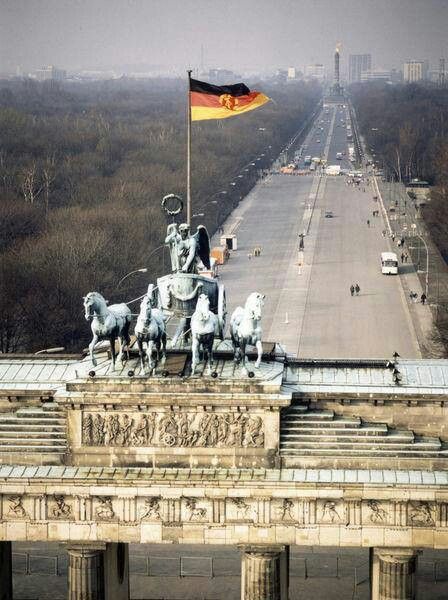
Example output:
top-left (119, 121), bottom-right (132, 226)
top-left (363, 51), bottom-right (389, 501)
top-left (351, 82), bottom-right (448, 259)
top-left (0, 77), bottom-right (320, 353)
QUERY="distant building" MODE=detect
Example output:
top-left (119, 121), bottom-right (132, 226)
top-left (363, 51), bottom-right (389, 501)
top-left (305, 63), bottom-right (325, 81)
top-left (35, 65), bottom-right (66, 81)
top-left (360, 69), bottom-right (391, 83)
top-left (403, 60), bottom-right (429, 83)
top-left (208, 69), bottom-right (236, 84)
top-left (349, 54), bottom-right (372, 83)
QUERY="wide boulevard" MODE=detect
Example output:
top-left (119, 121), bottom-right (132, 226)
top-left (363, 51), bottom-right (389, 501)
top-left (215, 103), bottom-right (420, 359)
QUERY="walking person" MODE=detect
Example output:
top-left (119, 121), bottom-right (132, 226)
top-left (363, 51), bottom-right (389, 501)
top-left (350, 285), bottom-right (355, 297)
top-left (401, 253), bottom-right (405, 264)
top-left (355, 283), bottom-right (360, 296)
top-left (367, 219), bottom-right (370, 228)
top-left (421, 293), bottom-right (427, 305)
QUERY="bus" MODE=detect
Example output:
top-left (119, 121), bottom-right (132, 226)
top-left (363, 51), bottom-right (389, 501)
top-left (381, 252), bottom-right (398, 275)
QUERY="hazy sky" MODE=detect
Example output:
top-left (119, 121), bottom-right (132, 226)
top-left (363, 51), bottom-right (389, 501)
top-left (1, 0), bottom-right (448, 74)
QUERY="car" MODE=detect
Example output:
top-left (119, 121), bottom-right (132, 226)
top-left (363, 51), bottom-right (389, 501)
top-left (325, 211), bottom-right (334, 218)
top-left (316, 139), bottom-right (321, 143)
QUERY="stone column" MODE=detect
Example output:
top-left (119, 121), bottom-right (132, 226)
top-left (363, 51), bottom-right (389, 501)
top-left (67, 543), bottom-right (130, 600)
top-left (371, 548), bottom-right (418, 600)
top-left (240, 545), bottom-right (289, 600)
top-left (67, 545), bottom-right (105, 600)
top-left (0, 541), bottom-right (12, 600)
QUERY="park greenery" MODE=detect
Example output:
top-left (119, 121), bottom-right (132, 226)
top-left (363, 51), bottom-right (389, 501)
top-left (0, 77), bottom-right (320, 353)
top-left (351, 82), bottom-right (448, 258)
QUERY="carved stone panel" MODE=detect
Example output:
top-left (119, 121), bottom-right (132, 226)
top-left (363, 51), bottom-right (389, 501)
top-left (407, 502), bottom-right (435, 527)
top-left (81, 411), bottom-right (264, 448)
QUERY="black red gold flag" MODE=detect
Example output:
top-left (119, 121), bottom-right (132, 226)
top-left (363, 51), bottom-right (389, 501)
top-left (190, 78), bottom-right (270, 121)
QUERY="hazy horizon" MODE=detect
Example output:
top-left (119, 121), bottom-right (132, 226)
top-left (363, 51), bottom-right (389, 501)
top-left (1, 0), bottom-right (448, 75)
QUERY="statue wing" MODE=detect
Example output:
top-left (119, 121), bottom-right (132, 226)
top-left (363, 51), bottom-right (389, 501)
top-left (195, 225), bottom-right (211, 269)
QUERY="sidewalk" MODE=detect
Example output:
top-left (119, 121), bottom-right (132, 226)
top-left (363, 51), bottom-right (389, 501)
top-left (374, 177), bottom-right (444, 358)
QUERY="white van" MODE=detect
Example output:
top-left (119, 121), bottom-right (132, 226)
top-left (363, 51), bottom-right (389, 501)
top-left (381, 252), bottom-right (398, 275)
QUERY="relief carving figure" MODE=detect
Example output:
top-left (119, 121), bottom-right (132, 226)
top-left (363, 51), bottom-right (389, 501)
top-left (82, 411), bottom-right (264, 448)
top-left (225, 414), bottom-right (244, 446)
top-left (132, 414), bottom-right (156, 446)
top-left (321, 501), bottom-right (340, 523)
top-left (52, 495), bottom-right (72, 518)
top-left (140, 497), bottom-right (161, 520)
top-left (185, 498), bottom-right (207, 521)
top-left (120, 414), bottom-right (135, 446)
top-left (367, 500), bottom-right (388, 523)
top-left (82, 413), bottom-right (93, 445)
top-left (106, 414), bottom-right (120, 445)
top-left (231, 498), bottom-right (251, 519)
top-left (243, 416), bottom-right (264, 447)
top-left (176, 413), bottom-right (191, 446)
top-left (92, 414), bottom-right (105, 445)
top-left (278, 499), bottom-right (294, 521)
top-left (8, 495), bottom-right (26, 518)
top-left (159, 413), bottom-right (178, 447)
top-left (409, 502), bottom-right (435, 526)
top-left (96, 497), bottom-right (115, 519)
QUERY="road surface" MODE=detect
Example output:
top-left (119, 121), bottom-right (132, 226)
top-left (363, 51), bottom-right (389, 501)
top-left (215, 104), bottom-right (420, 359)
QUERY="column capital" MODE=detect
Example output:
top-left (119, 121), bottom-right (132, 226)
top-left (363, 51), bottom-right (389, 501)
top-left (374, 547), bottom-right (419, 564)
top-left (65, 542), bottom-right (107, 556)
top-left (239, 544), bottom-right (287, 556)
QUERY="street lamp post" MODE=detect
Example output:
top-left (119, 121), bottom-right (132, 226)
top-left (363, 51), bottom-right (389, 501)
top-left (412, 225), bottom-right (429, 298)
top-left (117, 268), bottom-right (148, 289)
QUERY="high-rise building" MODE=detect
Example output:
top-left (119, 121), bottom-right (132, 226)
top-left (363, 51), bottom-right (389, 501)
top-left (403, 60), bottom-right (429, 83)
top-left (349, 54), bottom-right (372, 83)
top-left (360, 70), bottom-right (390, 83)
top-left (305, 63), bottom-right (325, 80)
top-left (35, 65), bottom-right (66, 81)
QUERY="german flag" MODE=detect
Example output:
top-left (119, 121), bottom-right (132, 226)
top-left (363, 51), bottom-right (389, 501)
top-left (190, 78), bottom-right (270, 121)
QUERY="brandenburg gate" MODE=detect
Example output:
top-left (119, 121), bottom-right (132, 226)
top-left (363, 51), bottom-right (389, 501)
top-left (0, 350), bottom-right (448, 599)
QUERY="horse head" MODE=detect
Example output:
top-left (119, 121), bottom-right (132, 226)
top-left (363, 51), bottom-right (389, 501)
top-left (138, 294), bottom-right (152, 325)
top-left (195, 293), bottom-right (210, 322)
top-left (83, 292), bottom-right (106, 321)
top-left (245, 292), bottom-right (265, 321)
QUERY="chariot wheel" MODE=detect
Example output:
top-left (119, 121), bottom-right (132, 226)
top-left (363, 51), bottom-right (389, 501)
top-left (217, 283), bottom-right (227, 340)
top-left (163, 433), bottom-right (177, 447)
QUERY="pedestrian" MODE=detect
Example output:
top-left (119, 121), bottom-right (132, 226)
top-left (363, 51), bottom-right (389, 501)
top-left (401, 237), bottom-right (405, 247)
top-left (382, 229), bottom-right (386, 238)
top-left (401, 253), bottom-right (405, 264)
top-left (397, 240), bottom-right (402, 248)
top-left (355, 283), bottom-right (360, 296)
top-left (421, 293), bottom-right (427, 305)
top-left (409, 291), bottom-right (414, 302)
top-left (405, 253), bottom-right (409, 263)
top-left (367, 219), bottom-right (370, 227)
top-left (350, 285), bottom-right (355, 297)
top-left (413, 292), bottom-right (418, 303)
top-left (391, 234), bottom-right (395, 242)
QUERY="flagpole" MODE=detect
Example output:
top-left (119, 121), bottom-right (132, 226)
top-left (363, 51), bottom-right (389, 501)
top-left (187, 69), bottom-right (192, 226)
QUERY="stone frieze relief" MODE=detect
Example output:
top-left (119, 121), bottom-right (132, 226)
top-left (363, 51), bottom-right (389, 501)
top-left (82, 411), bottom-right (265, 448)
top-left (0, 495), bottom-right (443, 530)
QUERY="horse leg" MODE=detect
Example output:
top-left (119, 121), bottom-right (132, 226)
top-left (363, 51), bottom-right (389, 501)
top-left (255, 339), bottom-right (263, 369)
top-left (206, 337), bottom-right (214, 375)
top-left (191, 337), bottom-right (198, 374)
top-left (110, 337), bottom-right (117, 371)
top-left (161, 332), bottom-right (167, 363)
top-left (240, 340), bottom-right (248, 376)
top-left (147, 340), bottom-right (155, 375)
top-left (89, 335), bottom-right (98, 367)
top-left (137, 337), bottom-right (146, 373)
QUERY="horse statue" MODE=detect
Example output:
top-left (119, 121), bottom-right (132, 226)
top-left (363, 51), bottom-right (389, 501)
top-left (230, 292), bottom-right (265, 375)
top-left (191, 293), bottom-right (217, 375)
top-left (134, 285), bottom-right (167, 375)
top-left (83, 291), bottom-right (132, 370)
